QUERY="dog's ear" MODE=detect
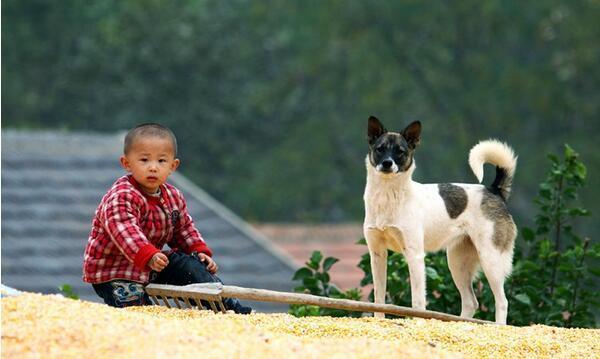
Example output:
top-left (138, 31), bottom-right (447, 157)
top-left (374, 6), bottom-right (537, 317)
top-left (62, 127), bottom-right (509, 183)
top-left (402, 121), bottom-right (421, 149)
top-left (368, 116), bottom-right (386, 145)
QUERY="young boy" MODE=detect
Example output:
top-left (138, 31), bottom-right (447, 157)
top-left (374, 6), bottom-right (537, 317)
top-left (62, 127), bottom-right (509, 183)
top-left (83, 123), bottom-right (251, 313)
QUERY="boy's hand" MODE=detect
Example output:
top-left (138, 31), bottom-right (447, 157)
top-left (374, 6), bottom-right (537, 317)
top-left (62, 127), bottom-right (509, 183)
top-left (198, 253), bottom-right (218, 274)
top-left (148, 252), bottom-right (169, 272)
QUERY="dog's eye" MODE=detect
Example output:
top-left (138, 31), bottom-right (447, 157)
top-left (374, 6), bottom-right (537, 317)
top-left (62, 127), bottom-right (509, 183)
top-left (376, 145), bottom-right (385, 153)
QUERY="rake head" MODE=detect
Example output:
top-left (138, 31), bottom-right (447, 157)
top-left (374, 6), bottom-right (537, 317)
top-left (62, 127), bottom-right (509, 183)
top-left (145, 283), bottom-right (227, 313)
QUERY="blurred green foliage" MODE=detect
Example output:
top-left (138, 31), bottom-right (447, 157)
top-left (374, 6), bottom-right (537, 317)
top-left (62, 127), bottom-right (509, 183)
top-left (508, 145), bottom-right (599, 327)
top-left (2, 1), bottom-right (599, 240)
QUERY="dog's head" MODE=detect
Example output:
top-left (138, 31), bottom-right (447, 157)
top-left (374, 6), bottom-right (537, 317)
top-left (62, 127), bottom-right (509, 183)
top-left (367, 116), bottom-right (421, 174)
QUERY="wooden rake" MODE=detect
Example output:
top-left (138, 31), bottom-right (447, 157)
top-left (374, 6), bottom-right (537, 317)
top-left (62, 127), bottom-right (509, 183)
top-left (145, 283), bottom-right (494, 324)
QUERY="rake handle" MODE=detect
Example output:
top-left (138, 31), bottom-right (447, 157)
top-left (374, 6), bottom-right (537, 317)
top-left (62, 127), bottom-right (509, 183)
top-left (221, 285), bottom-right (493, 324)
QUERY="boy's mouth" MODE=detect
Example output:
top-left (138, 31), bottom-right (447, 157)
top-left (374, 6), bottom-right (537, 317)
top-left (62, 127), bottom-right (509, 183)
top-left (147, 176), bottom-right (158, 181)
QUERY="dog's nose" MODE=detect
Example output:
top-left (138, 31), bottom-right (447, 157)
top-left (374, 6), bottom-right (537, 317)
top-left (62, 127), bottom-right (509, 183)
top-left (381, 159), bottom-right (393, 169)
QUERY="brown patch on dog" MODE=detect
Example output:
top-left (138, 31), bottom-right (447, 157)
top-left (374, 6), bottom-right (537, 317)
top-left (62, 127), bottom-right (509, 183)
top-left (481, 189), bottom-right (516, 252)
top-left (438, 183), bottom-right (468, 219)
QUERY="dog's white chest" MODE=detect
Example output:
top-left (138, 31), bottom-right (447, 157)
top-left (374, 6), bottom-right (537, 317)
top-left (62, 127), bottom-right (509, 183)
top-left (363, 181), bottom-right (415, 230)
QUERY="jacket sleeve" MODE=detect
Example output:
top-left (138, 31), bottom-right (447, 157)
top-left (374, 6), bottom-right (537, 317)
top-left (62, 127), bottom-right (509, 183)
top-left (169, 190), bottom-right (213, 257)
top-left (102, 190), bottom-right (160, 269)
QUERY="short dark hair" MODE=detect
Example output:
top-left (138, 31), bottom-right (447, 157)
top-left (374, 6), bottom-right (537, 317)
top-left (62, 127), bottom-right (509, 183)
top-left (123, 123), bottom-right (178, 156)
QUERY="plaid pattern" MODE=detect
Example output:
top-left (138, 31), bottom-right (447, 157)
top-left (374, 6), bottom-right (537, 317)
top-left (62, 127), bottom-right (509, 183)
top-left (83, 175), bottom-right (212, 284)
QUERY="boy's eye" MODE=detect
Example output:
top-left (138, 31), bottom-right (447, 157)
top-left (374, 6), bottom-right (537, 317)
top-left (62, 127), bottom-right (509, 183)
top-left (159, 159), bottom-right (167, 163)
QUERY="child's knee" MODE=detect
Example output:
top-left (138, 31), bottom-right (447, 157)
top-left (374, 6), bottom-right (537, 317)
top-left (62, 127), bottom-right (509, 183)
top-left (182, 259), bottom-right (214, 283)
top-left (170, 252), bottom-right (214, 284)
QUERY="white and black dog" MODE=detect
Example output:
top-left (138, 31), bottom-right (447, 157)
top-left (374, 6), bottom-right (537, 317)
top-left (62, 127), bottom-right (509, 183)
top-left (363, 116), bottom-right (517, 324)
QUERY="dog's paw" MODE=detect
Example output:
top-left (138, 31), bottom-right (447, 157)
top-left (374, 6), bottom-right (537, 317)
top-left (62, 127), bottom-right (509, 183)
top-left (373, 312), bottom-right (385, 319)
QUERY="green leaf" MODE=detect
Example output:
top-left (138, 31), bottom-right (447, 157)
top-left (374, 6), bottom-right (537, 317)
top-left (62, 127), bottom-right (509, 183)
top-left (568, 208), bottom-right (590, 217)
top-left (574, 162), bottom-right (587, 179)
top-left (309, 251), bottom-right (323, 270)
top-left (292, 267), bottom-right (313, 281)
top-left (564, 144), bottom-right (577, 159)
top-left (515, 293), bottom-right (532, 306)
top-left (547, 154), bottom-right (559, 163)
top-left (323, 257), bottom-right (339, 272)
top-left (425, 267), bottom-right (440, 280)
top-left (303, 277), bottom-right (320, 292)
top-left (58, 284), bottom-right (79, 300)
top-left (316, 271), bottom-right (330, 284)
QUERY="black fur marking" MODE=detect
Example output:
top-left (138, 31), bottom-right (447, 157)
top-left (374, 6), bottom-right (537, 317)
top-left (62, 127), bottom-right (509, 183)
top-left (368, 116), bottom-right (387, 145)
top-left (401, 121), bottom-right (422, 149)
top-left (488, 166), bottom-right (509, 201)
top-left (481, 189), bottom-right (516, 252)
top-left (438, 183), bottom-right (468, 219)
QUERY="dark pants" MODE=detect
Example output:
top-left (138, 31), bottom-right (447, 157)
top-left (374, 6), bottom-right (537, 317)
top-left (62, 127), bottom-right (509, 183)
top-left (93, 251), bottom-right (244, 311)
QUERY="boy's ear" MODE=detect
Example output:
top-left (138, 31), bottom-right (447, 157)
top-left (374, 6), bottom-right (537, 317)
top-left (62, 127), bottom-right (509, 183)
top-left (171, 158), bottom-right (180, 172)
top-left (120, 156), bottom-right (131, 171)
top-left (368, 116), bottom-right (386, 145)
top-left (402, 121), bottom-right (421, 149)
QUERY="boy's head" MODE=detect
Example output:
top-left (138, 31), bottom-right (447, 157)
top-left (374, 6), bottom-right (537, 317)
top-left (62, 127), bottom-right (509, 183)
top-left (124, 123), bottom-right (178, 156)
top-left (120, 123), bottom-right (180, 194)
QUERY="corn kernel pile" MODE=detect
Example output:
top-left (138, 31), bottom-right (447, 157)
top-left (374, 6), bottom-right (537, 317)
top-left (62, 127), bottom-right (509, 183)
top-left (2, 293), bottom-right (599, 358)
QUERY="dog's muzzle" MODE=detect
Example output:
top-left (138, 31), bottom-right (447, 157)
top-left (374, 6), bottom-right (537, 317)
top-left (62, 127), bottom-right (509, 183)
top-left (376, 159), bottom-right (397, 173)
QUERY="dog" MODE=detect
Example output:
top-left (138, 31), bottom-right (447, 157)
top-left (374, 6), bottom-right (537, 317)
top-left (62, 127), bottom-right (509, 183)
top-left (363, 116), bottom-right (517, 324)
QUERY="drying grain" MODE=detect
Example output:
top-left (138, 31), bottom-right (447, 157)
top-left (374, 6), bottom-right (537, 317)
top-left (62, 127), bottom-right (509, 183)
top-left (2, 293), bottom-right (598, 358)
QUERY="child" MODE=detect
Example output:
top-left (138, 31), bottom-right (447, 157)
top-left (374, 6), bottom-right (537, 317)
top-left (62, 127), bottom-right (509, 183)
top-left (83, 123), bottom-right (251, 313)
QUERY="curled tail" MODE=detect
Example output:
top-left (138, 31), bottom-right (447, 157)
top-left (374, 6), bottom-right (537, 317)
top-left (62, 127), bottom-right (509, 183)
top-left (468, 139), bottom-right (517, 201)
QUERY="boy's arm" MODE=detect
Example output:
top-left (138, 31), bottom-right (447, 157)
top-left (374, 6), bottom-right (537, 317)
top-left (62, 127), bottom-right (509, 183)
top-left (103, 191), bottom-right (161, 269)
top-left (170, 191), bottom-right (213, 257)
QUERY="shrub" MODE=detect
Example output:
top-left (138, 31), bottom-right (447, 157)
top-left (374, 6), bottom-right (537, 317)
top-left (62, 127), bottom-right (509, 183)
top-left (289, 250), bottom-right (362, 317)
top-left (506, 145), bottom-right (599, 326)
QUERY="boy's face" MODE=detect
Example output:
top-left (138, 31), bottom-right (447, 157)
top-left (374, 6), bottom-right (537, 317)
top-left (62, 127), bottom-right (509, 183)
top-left (120, 136), bottom-right (180, 194)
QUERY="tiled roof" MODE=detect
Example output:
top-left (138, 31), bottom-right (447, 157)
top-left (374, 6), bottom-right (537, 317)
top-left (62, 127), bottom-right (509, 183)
top-left (1, 130), bottom-right (297, 312)
top-left (253, 224), bottom-right (372, 298)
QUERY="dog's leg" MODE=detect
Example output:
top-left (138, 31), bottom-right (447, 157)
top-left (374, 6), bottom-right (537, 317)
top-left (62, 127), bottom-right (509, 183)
top-left (471, 227), bottom-right (512, 324)
top-left (404, 230), bottom-right (426, 310)
top-left (365, 228), bottom-right (387, 318)
top-left (447, 236), bottom-right (479, 318)
top-left (479, 254), bottom-right (509, 324)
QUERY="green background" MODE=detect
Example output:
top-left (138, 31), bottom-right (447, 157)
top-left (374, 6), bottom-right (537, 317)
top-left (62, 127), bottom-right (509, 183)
top-left (3, 0), bottom-right (598, 241)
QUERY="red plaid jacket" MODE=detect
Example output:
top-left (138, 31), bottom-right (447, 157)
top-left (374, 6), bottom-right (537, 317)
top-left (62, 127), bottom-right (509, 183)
top-left (83, 175), bottom-right (212, 284)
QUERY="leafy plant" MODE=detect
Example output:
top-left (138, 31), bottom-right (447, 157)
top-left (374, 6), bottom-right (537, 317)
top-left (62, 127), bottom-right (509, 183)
top-left (507, 144), bottom-right (599, 327)
top-left (58, 284), bottom-right (80, 300)
top-left (290, 250), bottom-right (362, 318)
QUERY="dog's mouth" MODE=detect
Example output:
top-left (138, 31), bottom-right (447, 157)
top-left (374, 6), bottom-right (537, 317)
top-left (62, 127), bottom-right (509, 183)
top-left (375, 162), bottom-right (398, 174)
top-left (377, 167), bottom-right (395, 174)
